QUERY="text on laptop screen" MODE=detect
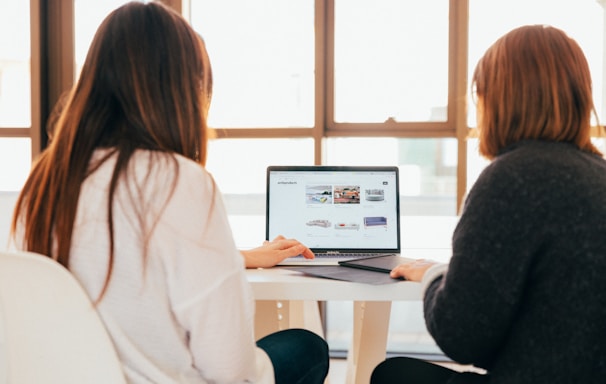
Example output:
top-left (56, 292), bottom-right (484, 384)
top-left (266, 166), bottom-right (400, 252)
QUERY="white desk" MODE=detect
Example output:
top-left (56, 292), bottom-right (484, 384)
top-left (247, 267), bottom-right (424, 384)
top-left (236, 215), bottom-right (457, 383)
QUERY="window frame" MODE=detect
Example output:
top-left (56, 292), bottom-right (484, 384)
top-left (0, 0), bottom-right (74, 160)
top-left (189, 0), bottom-right (471, 212)
top-left (1, 0), bottom-right (475, 212)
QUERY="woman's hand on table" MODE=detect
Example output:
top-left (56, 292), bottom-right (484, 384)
top-left (241, 235), bottom-right (315, 269)
top-left (390, 259), bottom-right (439, 282)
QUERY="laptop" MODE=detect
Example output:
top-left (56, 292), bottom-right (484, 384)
top-left (266, 165), bottom-right (401, 265)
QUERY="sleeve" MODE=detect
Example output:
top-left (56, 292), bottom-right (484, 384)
top-left (420, 263), bottom-right (448, 293)
top-left (423, 159), bottom-right (546, 368)
top-left (153, 160), bottom-right (270, 383)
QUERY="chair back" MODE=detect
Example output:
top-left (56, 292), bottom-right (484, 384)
top-left (0, 251), bottom-right (126, 384)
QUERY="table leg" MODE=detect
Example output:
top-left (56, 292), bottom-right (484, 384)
top-left (346, 301), bottom-right (392, 384)
top-left (254, 300), bottom-right (330, 383)
top-left (285, 300), bottom-right (325, 338)
top-left (254, 300), bottom-right (282, 340)
top-left (254, 300), bottom-right (325, 339)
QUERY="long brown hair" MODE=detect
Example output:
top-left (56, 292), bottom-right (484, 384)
top-left (11, 1), bottom-right (213, 298)
top-left (472, 25), bottom-right (600, 159)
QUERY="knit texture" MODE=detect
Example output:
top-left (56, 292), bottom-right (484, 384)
top-left (424, 140), bottom-right (606, 384)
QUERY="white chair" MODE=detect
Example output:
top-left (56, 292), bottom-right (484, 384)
top-left (0, 251), bottom-right (126, 384)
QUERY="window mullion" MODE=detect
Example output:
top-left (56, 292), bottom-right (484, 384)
top-left (451, 0), bottom-right (469, 213)
top-left (317, 0), bottom-right (331, 165)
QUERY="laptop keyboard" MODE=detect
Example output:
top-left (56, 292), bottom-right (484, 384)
top-left (309, 253), bottom-right (394, 259)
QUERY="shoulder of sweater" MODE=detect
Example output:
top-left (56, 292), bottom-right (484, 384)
top-left (483, 141), bottom-right (592, 179)
top-left (495, 140), bottom-right (597, 164)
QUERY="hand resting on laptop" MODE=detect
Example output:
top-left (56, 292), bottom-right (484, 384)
top-left (241, 235), bottom-right (315, 268)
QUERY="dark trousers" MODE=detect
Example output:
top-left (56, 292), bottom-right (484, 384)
top-left (371, 357), bottom-right (487, 384)
top-left (257, 328), bottom-right (329, 384)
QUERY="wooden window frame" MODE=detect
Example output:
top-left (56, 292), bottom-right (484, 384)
top-left (7, 0), bottom-right (470, 210)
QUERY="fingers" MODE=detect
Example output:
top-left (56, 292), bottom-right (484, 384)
top-left (282, 243), bottom-right (314, 259)
top-left (300, 246), bottom-right (315, 259)
top-left (390, 264), bottom-right (417, 279)
top-left (275, 239), bottom-right (315, 259)
top-left (272, 238), bottom-right (299, 249)
top-left (268, 235), bottom-right (314, 260)
top-left (390, 259), bottom-right (435, 282)
top-left (389, 264), bottom-right (408, 279)
top-left (263, 235), bottom-right (285, 246)
top-left (272, 237), bottom-right (305, 250)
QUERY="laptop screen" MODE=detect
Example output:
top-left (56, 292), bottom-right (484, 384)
top-left (266, 166), bottom-right (401, 253)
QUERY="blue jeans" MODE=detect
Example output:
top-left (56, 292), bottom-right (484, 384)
top-left (257, 328), bottom-right (329, 384)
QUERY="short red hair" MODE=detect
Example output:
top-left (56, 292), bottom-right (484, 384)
top-left (472, 25), bottom-right (600, 159)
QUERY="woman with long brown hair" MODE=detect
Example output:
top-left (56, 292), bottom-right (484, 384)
top-left (371, 25), bottom-right (606, 383)
top-left (11, 2), bottom-right (328, 383)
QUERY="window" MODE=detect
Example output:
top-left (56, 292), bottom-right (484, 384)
top-left (468, 0), bottom-right (604, 124)
top-left (333, 1), bottom-right (450, 124)
top-left (190, 0), bottom-right (461, 220)
top-left (0, 2), bottom-right (30, 127)
top-left (5, 0), bottom-right (606, 358)
top-left (74, 0), bottom-right (134, 76)
top-left (0, 1), bottom-right (31, 191)
top-left (326, 138), bottom-right (457, 215)
top-left (187, 0), bottom-right (461, 357)
top-left (190, 0), bottom-right (315, 128)
top-left (466, 0), bottom-right (605, 189)
top-left (207, 138), bottom-right (314, 223)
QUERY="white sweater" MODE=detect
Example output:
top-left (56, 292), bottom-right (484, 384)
top-left (52, 150), bottom-right (273, 383)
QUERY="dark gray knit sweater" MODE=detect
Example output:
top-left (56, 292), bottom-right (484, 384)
top-left (425, 140), bottom-right (606, 384)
